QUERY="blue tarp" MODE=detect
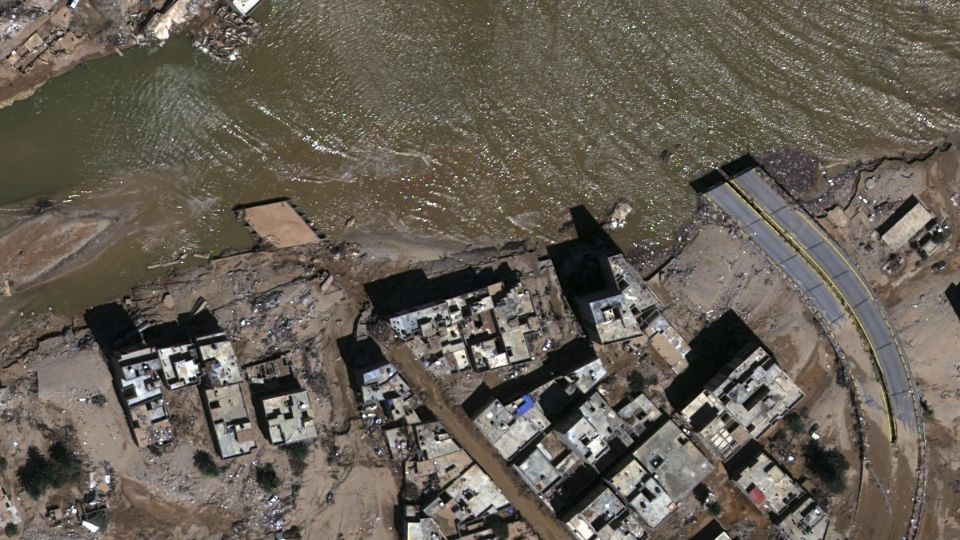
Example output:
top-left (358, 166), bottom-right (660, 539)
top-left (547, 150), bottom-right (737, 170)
top-left (516, 394), bottom-right (535, 416)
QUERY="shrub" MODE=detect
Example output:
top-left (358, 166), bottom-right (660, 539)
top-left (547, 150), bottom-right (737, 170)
top-left (17, 442), bottom-right (83, 499)
top-left (284, 442), bottom-right (311, 475)
top-left (193, 450), bottom-right (220, 477)
top-left (803, 441), bottom-right (849, 494)
top-left (484, 515), bottom-right (509, 540)
top-left (3, 523), bottom-right (18, 537)
top-left (628, 371), bottom-right (655, 395)
top-left (921, 398), bottom-right (934, 419)
top-left (0, 455), bottom-right (7, 473)
top-left (255, 463), bottom-right (281, 492)
top-left (785, 411), bottom-right (805, 434)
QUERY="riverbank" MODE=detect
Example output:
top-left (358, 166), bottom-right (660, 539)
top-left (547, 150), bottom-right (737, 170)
top-left (0, 0), bottom-right (260, 110)
top-left (0, 144), bottom-right (934, 539)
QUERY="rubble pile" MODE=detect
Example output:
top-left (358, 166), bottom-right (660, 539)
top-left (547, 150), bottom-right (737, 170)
top-left (193, 4), bottom-right (260, 62)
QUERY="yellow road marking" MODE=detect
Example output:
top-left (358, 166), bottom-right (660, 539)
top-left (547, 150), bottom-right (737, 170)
top-left (721, 181), bottom-right (898, 441)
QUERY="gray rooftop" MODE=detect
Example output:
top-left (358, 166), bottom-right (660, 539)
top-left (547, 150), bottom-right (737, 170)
top-left (633, 420), bottom-right (713, 501)
top-left (203, 384), bottom-right (257, 458)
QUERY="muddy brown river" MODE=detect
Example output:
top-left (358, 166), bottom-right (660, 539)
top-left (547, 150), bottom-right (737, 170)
top-left (2, 1), bottom-right (960, 316)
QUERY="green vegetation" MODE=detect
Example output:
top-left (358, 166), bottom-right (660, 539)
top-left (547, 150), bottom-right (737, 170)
top-left (193, 450), bottom-right (220, 477)
top-left (16, 441), bottom-right (83, 499)
top-left (0, 455), bottom-right (7, 473)
top-left (785, 411), bottom-right (805, 434)
top-left (484, 515), bottom-right (509, 540)
top-left (255, 463), bottom-right (281, 492)
top-left (706, 501), bottom-right (723, 516)
top-left (284, 442), bottom-right (311, 475)
top-left (628, 371), bottom-right (656, 396)
top-left (803, 440), bottom-right (850, 494)
top-left (3, 523), bottom-right (18, 537)
top-left (921, 398), bottom-right (934, 419)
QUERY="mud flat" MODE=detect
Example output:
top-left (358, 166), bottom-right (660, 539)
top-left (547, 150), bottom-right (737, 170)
top-left (0, 209), bottom-right (115, 294)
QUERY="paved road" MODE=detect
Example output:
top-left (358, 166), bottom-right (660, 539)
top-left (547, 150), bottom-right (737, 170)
top-left (729, 170), bottom-right (918, 431)
top-left (706, 183), bottom-right (846, 325)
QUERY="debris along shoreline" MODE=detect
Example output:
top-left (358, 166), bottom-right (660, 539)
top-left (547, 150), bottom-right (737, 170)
top-left (194, 4), bottom-right (261, 62)
top-left (0, 1), bottom-right (263, 110)
top-left (1, 142), bottom-right (957, 538)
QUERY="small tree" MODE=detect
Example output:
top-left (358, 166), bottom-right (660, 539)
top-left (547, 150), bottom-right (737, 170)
top-left (706, 501), bottom-right (723, 516)
top-left (628, 371), bottom-right (654, 396)
top-left (920, 398), bottom-right (934, 419)
top-left (255, 463), bottom-right (281, 492)
top-left (0, 455), bottom-right (7, 473)
top-left (4, 523), bottom-right (18, 537)
top-left (784, 411), bottom-right (805, 434)
top-left (284, 442), bottom-right (311, 475)
top-left (484, 515), bottom-right (509, 540)
top-left (193, 450), bottom-right (220, 477)
top-left (804, 441), bottom-right (849, 494)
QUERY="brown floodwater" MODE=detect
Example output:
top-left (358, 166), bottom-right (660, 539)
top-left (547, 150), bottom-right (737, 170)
top-left (2, 1), bottom-right (960, 318)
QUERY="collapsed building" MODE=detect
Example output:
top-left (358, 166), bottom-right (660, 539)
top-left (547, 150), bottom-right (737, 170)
top-left (680, 345), bottom-right (803, 460)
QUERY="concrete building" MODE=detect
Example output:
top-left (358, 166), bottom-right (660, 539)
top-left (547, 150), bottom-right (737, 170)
top-left (515, 431), bottom-right (587, 507)
top-left (555, 392), bottom-right (635, 470)
top-left (474, 395), bottom-right (550, 461)
top-left (403, 513), bottom-right (448, 540)
top-left (605, 452), bottom-right (673, 529)
top-left (534, 358), bottom-right (608, 420)
top-left (423, 463), bottom-right (510, 530)
top-left (201, 384), bottom-right (257, 458)
top-left (359, 363), bottom-right (421, 424)
top-left (563, 485), bottom-right (645, 540)
top-left (257, 389), bottom-right (318, 445)
top-left (877, 195), bottom-right (936, 250)
top-left (389, 280), bottom-right (543, 373)
top-left (632, 420), bottom-right (713, 502)
top-left (157, 343), bottom-right (201, 390)
top-left (196, 334), bottom-right (244, 387)
top-left (648, 315), bottom-right (691, 374)
top-left (572, 255), bottom-right (662, 344)
top-left (111, 347), bottom-right (173, 447)
top-left (777, 494), bottom-right (829, 540)
top-left (414, 422), bottom-right (460, 460)
top-left (681, 345), bottom-right (803, 460)
top-left (728, 451), bottom-right (802, 517)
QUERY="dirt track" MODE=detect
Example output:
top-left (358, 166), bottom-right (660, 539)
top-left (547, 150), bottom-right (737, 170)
top-left (387, 343), bottom-right (571, 540)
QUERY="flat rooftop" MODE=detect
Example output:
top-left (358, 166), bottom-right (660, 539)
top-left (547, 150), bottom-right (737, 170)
top-left (204, 384), bottom-right (257, 458)
top-left (239, 200), bottom-right (319, 248)
top-left (634, 420), bottom-right (714, 501)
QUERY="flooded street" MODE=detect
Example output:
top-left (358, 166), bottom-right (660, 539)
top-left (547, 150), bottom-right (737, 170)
top-left (2, 1), bottom-right (960, 316)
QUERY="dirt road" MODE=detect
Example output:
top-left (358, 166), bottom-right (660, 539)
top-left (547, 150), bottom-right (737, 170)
top-left (387, 344), bottom-right (572, 540)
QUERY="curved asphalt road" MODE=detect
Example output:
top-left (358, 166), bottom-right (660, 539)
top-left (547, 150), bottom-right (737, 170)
top-left (729, 169), bottom-right (918, 431)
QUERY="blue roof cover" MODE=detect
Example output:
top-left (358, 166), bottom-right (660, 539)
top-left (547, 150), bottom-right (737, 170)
top-left (516, 394), bottom-right (535, 416)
